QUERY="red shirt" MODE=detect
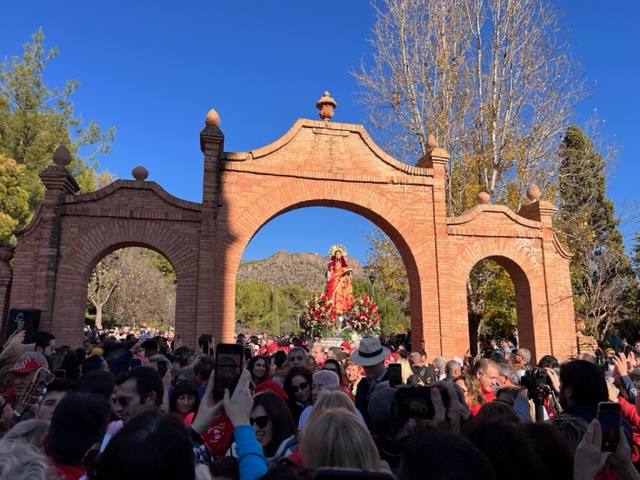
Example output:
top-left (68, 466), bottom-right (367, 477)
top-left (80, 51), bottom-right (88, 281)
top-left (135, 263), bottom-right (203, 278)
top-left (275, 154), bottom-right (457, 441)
top-left (481, 388), bottom-right (495, 403)
top-left (50, 460), bottom-right (84, 480)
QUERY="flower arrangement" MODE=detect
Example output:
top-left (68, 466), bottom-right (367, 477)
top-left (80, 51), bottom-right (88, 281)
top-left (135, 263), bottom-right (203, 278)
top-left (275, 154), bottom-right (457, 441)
top-left (300, 294), bottom-right (338, 337)
top-left (346, 294), bottom-right (380, 335)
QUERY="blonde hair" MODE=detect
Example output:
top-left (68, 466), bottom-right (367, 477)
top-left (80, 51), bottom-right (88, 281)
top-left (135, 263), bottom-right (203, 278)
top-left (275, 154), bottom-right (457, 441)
top-left (302, 408), bottom-right (381, 471)
top-left (307, 389), bottom-right (356, 425)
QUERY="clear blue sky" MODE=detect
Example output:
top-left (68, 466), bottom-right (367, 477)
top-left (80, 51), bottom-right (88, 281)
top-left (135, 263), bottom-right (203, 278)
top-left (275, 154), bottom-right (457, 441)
top-left (2, 1), bottom-right (639, 263)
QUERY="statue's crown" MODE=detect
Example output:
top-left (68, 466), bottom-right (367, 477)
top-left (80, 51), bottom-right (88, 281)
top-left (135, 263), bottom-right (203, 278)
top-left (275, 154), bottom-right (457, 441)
top-left (328, 244), bottom-right (348, 257)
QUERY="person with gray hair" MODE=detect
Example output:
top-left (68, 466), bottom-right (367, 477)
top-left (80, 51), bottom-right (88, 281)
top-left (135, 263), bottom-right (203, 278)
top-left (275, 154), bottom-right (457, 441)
top-left (2, 419), bottom-right (49, 449)
top-left (0, 440), bottom-right (52, 480)
top-left (299, 370), bottom-right (356, 429)
top-left (311, 370), bottom-right (340, 403)
top-left (515, 348), bottom-right (532, 378)
top-left (433, 356), bottom-right (447, 380)
top-left (445, 360), bottom-right (462, 381)
top-left (497, 363), bottom-right (520, 388)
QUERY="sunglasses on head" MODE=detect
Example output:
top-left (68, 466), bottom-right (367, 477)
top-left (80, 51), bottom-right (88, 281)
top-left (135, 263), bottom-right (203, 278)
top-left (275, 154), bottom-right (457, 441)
top-left (112, 396), bottom-right (132, 407)
top-left (291, 381), bottom-right (309, 392)
top-left (250, 415), bottom-right (269, 428)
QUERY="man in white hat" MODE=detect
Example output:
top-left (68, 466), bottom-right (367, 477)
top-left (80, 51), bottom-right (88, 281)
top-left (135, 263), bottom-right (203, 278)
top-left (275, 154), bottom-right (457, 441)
top-left (351, 336), bottom-right (390, 427)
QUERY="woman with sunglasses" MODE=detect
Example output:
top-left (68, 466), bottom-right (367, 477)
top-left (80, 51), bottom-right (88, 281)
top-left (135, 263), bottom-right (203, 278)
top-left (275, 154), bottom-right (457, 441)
top-left (250, 391), bottom-right (297, 461)
top-left (283, 367), bottom-right (313, 424)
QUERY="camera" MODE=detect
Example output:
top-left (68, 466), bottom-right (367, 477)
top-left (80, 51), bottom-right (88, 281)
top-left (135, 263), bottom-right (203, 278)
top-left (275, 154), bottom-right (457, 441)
top-left (520, 368), bottom-right (551, 401)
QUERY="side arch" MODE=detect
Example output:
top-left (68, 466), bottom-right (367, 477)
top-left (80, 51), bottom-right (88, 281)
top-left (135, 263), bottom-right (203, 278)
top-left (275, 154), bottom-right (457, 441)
top-left (445, 238), bottom-right (550, 360)
top-left (51, 219), bottom-right (200, 346)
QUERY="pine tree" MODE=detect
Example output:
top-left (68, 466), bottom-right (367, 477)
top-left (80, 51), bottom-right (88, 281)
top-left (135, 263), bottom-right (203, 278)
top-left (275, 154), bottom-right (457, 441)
top-left (0, 29), bottom-right (115, 242)
top-left (556, 125), bottom-right (634, 341)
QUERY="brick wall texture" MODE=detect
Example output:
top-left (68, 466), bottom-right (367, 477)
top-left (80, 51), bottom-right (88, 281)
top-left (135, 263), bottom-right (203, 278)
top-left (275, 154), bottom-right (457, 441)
top-left (3, 116), bottom-right (577, 361)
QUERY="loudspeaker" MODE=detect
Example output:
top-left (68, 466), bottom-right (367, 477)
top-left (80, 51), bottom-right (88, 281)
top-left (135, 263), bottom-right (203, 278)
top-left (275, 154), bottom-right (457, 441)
top-left (6, 308), bottom-right (41, 337)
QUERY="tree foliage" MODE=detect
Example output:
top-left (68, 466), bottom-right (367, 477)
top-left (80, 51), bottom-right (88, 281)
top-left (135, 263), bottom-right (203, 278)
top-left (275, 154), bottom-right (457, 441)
top-left (87, 248), bottom-right (176, 330)
top-left (235, 281), bottom-right (310, 336)
top-left (0, 155), bottom-right (30, 241)
top-left (355, 0), bottom-right (582, 214)
top-left (364, 231), bottom-right (409, 313)
top-left (0, 29), bottom-right (115, 243)
top-left (556, 125), bottom-right (635, 342)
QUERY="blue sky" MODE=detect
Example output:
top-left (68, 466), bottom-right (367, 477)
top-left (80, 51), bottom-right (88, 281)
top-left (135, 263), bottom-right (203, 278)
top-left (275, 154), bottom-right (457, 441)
top-left (2, 1), bottom-right (639, 263)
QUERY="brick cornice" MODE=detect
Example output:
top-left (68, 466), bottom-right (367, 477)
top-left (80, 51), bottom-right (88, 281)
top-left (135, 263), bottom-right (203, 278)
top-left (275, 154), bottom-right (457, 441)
top-left (447, 204), bottom-right (541, 230)
top-left (66, 180), bottom-right (202, 212)
top-left (221, 118), bottom-right (433, 178)
top-left (220, 162), bottom-right (433, 186)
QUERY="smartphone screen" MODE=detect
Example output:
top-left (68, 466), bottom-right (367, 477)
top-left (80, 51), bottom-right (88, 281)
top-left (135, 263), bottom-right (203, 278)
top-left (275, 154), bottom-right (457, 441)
top-left (393, 386), bottom-right (434, 419)
top-left (213, 343), bottom-right (244, 401)
top-left (597, 401), bottom-right (621, 452)
top-left (388, 363), bottom-right (402, 387)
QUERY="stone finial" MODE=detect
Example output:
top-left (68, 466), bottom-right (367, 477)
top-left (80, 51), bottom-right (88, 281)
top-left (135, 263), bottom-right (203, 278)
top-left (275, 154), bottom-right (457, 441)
top-left (53, 145), bottom-right (72, 167)
top-left (132, 166), bottom-right (149, 181)
top-left (427, 133), bottom-right (438, 150)
top-left (477, 191), bottom-right (491, 204)
top-left (205, 108), bottom-right (221, 127)
top-left (316, 91), bottom-right (337, 121)
top-left (526, 183), bottom-right (541, 202)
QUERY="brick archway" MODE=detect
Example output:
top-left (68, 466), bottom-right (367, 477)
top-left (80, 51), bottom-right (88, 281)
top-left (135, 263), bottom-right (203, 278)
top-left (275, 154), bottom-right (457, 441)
top-left (227, 198), bottom-right (423, 343)
top-left (4, 99), bottom-right (577, 359)
top-left (52, 219), bottom-right (199, 344)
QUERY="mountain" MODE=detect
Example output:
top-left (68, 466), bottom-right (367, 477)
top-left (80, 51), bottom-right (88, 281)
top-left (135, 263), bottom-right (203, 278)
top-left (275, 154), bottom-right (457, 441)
top-left (238, 250), bottom-right (365, 291)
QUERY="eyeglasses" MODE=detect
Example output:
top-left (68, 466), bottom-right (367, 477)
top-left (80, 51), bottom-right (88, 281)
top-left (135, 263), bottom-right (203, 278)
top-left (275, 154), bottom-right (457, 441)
top-left (250, 415), bottom-right (269, 428)
top-left (112, 396), bottom-right (133, 407)
top-left (291, 382), bottom-right (309, 393)
top-left (289, 356), bottom-right (305, 362)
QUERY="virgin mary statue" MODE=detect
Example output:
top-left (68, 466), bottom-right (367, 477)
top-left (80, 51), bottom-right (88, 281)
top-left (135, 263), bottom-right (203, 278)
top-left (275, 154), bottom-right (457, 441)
top-left (325, 244), bottom-right (355, 315)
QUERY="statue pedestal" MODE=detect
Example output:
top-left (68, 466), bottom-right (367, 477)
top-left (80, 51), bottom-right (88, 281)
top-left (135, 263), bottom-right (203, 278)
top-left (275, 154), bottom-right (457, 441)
top-left (317, 329), bottom-right (362, 350)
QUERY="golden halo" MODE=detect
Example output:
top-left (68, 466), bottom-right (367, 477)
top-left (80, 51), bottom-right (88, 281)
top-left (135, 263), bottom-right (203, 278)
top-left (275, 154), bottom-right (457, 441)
top-left (328, 244), bottom-right (348, 257)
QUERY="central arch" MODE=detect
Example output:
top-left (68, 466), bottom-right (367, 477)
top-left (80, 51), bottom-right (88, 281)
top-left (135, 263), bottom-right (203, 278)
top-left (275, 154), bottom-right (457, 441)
top-left (229, 199), bottom-right (422, 340)
top-left (219, 188), bottom-right (427, 344)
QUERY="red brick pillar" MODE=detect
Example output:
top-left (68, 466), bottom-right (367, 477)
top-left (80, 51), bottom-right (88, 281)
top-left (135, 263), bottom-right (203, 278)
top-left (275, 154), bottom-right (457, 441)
top-left (417, 137), bottom-right (450, 356)
top-left (0, 245), bottom-right (14, 339)
top-left (29, 146), bottom-right (79, 331)
top-left (518, 189), bottom-right (576, 360)
top-left (195, 110), bottom-right (226, 345)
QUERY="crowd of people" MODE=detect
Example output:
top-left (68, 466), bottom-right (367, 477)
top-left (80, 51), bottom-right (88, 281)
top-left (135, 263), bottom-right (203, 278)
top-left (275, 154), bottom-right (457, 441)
top-left (0, 325), bottom-right (639, 479)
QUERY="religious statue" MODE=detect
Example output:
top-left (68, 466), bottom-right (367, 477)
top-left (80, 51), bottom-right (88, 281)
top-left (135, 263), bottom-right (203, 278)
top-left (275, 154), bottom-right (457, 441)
top-left (325, 244), bottom-right (355, 315)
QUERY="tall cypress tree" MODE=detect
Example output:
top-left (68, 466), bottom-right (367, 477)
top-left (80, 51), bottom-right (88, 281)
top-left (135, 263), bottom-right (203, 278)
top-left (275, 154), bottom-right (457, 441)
top-left (556, 125), bottom-right (634, 341)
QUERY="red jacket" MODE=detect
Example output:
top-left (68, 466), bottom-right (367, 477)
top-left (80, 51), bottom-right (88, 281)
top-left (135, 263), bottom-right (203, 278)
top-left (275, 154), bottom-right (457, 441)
top-left (619, 396), bottom-right (640, 463)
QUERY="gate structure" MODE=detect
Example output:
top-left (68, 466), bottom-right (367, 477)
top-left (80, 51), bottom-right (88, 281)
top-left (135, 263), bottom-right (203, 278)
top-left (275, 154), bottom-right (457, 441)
top-left (1, 93), bottom-right (576, 360)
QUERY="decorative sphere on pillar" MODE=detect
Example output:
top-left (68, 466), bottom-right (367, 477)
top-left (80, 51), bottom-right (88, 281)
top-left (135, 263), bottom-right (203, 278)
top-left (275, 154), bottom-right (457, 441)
top-left (427, 133), bottom-right (438, 150)
top-left (316, 91), bottom-right (337, 121)
top-left (526, 183), bottom-right (541, 202)
top-left (53, 145), bottom-right (73, 167)
top-left (132, 166), bottom-right (149, 181)
top-left (477, 191), bottom-right (491, 204)
top-left (205, 108), bottom-right (221, 127)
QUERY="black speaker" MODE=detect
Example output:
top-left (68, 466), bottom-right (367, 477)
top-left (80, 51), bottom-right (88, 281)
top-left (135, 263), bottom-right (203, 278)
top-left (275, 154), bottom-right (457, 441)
top-left (6, 308), bottom-right (41, 337)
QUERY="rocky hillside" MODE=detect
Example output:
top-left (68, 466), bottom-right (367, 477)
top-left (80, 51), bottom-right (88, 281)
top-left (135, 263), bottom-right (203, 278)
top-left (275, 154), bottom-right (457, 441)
top-left (238, 250), bottom-right (365, 291)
